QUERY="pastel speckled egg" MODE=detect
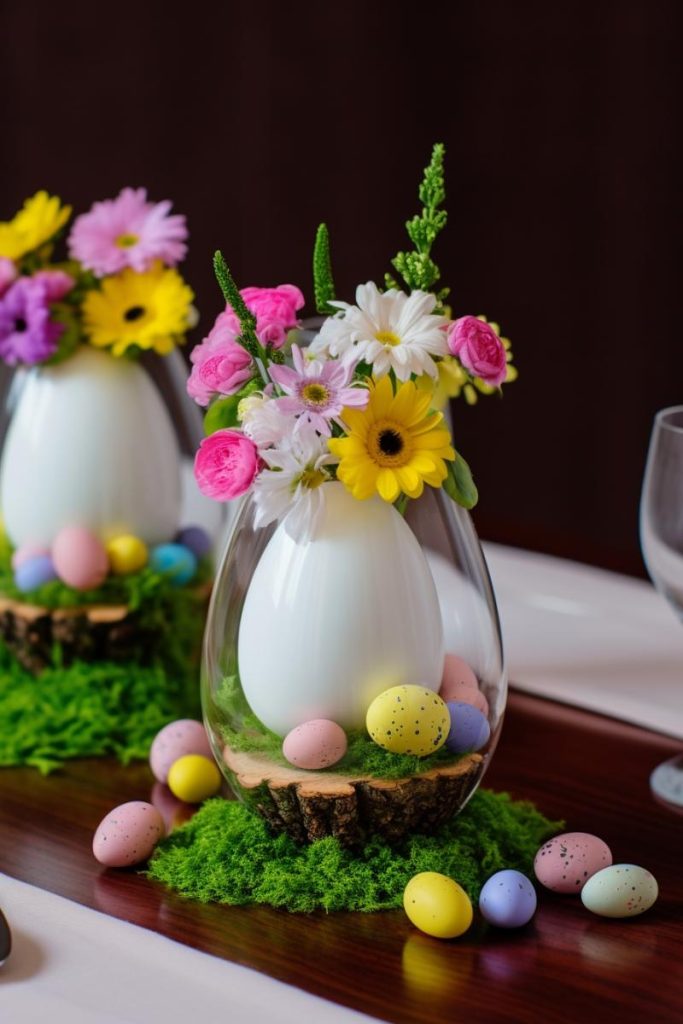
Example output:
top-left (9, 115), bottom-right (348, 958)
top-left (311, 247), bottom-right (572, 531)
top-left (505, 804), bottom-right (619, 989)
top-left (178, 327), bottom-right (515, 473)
top-left (167, 754), bottom-right (221, 803)
top-left (14, 554), bottom-right (58, 591)
top-left (282, 719), bottom-right (348, 770)
top-left (439, 654), bottom-right (479, 701)
top-left (366, 685), bottom-right (449, 757)
top-left (52, 526), bottom-right (109, 590)
top-left (442, 680), bottom-right (489, 717)
top-left (11, 542), bottom-right (49, 570)
top-left (150, 543), bottom-right (197, 586)
top-left (175, 525), bottom-right (212, 560)
top-left (581, 864), bottom-right (658, 918)
top-left (479, 870), bottom-right (538, 928)
top-left (404, 872), bottom-right (473, 939)
top-left (150, 718), bottom-right (212, 783)
top-left (93, 801), bottom-right (164, 867)
top-left (534, 832), bottom-right (613, 893)
top-left (445, 701), bottom-right (491, 754)
top-left (106, 534), bottom-right (149, 575)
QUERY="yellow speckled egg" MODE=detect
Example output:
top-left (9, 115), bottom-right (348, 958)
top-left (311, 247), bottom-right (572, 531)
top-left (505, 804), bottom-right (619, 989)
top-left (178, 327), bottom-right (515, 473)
top-left (366, 685), bottom-right (449, 756)
top-left (404, 872), bottom-right (473, 939)
top-left (167, 754), bottom-right (221, 803)
top-left (106, 534), bottom-right (149, 575)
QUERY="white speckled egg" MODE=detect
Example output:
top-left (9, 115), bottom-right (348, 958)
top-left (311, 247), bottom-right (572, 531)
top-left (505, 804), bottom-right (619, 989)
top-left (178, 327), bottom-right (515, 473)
top-left (93, 801), bottom-right (164, 867)
top-left (150, 719), bottom-right (213, 783)
top-left (282, 719), bottom-right (348, 769)
top-left (366, 685), bottom-right (449, 756)
top-left (581, 864), bottom-right (658, 918)
top-left (534, 832), bottom-right (613, 893)
top-left (52, 526), bottom-right (109, 590)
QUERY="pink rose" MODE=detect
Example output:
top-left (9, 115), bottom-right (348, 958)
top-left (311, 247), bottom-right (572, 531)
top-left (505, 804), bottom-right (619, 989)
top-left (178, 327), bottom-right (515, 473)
top-left (240, 284), bottom-right (305, 349)
top-left (194, 429), bottom-right (259, 500)
top-left (0, 258), bottom-right (17, 297)
top-left (187, 309), bottom-right (253, 406)
top-left (447, 316), bottom-right (507, 387)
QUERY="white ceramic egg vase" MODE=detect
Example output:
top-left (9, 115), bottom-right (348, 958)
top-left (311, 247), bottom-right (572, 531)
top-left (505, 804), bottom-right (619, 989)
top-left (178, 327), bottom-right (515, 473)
top-left (202, 481), bottom-right (507, 846)
top-left (0, 345), bottom-right (222, 672)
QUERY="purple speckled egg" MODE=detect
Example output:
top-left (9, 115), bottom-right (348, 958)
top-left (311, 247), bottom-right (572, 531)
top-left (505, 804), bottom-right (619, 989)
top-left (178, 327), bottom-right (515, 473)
top-left (149, 718), bottom-right (212, 783)
top-left (534, 832), bottom-right (613, 894)
top-left (439, 654), bottom-right (479, 701)
top-left (479, 869), bottom-right (538, 928)
top-left (14, 554), bottom-right (59, 591)
top-left (445, 701), bottom-right (491, 753)
top-left (92, 801), bottom-right (164, 867)
top-left (11, 542), bottom-right (50, 571)
top-left (282, 719), bottom-right (348, 770)
top-left (175, 525), bottom-right (212, 560)
top-left (52, 526), bottom-right (109, 590)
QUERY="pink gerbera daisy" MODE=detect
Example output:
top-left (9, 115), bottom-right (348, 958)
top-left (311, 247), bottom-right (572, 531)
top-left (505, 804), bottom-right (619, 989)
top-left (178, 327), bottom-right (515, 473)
top-left (269, 345), bottom-right (368, 436)
top-left (68, 188), bottom-right (187, 276)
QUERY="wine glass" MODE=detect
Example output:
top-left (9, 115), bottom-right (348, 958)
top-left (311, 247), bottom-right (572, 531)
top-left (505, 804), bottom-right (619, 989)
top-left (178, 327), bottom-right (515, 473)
top-left (640, 405), bottom-right (683, 807)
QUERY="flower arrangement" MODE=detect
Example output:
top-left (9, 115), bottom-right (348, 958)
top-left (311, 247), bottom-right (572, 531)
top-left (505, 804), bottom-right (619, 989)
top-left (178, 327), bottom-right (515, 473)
top-left (191, 143), bottom-right (516, 536)
top-left (0, 188), bottom-right (193, 367)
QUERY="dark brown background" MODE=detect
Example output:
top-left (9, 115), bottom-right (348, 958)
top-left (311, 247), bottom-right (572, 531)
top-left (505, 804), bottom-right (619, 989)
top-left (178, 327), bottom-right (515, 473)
top-left (1, 0), bottom-right (680, 575)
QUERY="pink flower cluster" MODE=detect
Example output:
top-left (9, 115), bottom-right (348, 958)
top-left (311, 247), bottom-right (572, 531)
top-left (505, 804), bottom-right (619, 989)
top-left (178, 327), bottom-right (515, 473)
top-left (194, 429), bottom-right (259, 501)
top-left (447, 316), bottom-right (507, 387)
top-left (187, 284), bottom-right (305, 407)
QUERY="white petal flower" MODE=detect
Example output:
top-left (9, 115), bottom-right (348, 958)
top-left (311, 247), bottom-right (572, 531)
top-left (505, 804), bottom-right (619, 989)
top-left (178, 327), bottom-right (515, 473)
top-left (241, 397), bottom-right (295, 449)
top-left (315, 281), bottom-right (449, 381)
top-left (252, 425), bottom-right (336, 541)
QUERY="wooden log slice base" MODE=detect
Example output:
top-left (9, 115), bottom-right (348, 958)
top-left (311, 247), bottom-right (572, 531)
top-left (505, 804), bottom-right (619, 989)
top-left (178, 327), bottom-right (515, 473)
top-left (0, 595), bottom-right (161, 674)
top-left (223, 742), bottom-right (485, 847)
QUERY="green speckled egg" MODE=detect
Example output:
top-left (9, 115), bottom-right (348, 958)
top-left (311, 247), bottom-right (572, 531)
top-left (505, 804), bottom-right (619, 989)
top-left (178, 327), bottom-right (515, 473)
top-left (366, 685), bottom-right (449, 756)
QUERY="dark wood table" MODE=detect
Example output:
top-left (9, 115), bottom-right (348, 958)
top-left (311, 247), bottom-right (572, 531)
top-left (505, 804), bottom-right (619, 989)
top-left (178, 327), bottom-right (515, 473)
top-left (1, 690), bottom-right (681, 1024)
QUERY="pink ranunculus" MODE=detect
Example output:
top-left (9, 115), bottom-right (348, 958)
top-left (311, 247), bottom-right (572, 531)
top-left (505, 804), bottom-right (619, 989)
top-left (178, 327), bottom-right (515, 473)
top-left (447, 316), bottom-right (508, 387)
top-left (32, 269), bottom-right (75, 301)
top-left (0, 258), bottom-right (17, 297)
top-left (187, 308), bottom-right (253, 406)
top-left (240, 284), bottom-right (305, 349)
top-left (194, 429), bottom-right (259, 501)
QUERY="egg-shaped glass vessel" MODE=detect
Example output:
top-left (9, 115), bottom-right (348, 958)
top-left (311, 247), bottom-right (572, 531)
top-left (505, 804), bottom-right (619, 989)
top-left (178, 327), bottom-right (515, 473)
top-left (202, 479), bottom-right (506, 845)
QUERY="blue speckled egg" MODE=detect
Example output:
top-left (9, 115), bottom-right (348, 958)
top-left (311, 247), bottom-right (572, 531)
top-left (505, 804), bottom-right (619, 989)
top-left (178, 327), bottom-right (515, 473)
top-left (150, 543), bottom-right (197, 586)
top-left (479, 870), bottom-right (537, 928)
top-left (445, 701), bottom-right (491, 753)
top-left (175, 525), bottom-right (212, 560)
top-left (14, 554), bottom-right (59, 591)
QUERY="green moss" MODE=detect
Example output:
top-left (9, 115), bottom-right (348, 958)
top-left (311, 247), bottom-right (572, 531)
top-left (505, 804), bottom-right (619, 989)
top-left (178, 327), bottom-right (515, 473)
top-left (148, 791), bottom-right (561, 913)
top-left (215, 674), bottom-right (467, 781)
top-left (0, 639), bottom-right (201, 773)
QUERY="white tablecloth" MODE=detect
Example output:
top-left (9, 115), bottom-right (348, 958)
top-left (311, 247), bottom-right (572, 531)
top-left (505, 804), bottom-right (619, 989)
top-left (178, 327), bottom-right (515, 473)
top-left (2, 545), bottom-right (681, 1022)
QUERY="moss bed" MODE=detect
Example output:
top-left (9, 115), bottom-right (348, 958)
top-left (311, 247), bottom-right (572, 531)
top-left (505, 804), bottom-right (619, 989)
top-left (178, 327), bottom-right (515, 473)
top-left (147, 790), bottom-right (561, 913)
top-left (216, 674), bottom-right (470, 780)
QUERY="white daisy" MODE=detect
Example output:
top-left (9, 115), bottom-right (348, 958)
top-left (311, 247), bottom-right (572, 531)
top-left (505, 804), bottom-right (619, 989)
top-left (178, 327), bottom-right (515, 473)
top-left (240, 395), bottom-right (294, 449)
top-left (252, 425), bottom-right (336, 540)
top-left (314, 281), bottom-right (449, 381)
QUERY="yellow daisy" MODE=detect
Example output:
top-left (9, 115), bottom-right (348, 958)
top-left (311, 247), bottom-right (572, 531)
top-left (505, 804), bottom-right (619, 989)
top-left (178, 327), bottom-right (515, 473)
top-left (328, 375), bottom-right (455, 503)
top-left (83, 263), bottom-right (194, 356)
top-left (0, 191), bottom-right (72, 260)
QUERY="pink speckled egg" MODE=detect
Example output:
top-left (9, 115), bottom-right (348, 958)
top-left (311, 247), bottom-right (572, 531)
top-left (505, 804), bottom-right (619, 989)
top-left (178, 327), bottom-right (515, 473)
top-left (441, 679), bottom-right (489, 717)
top-left (150, 781), bottom-right (196, 832)
top-left (52, 526), bottom-right (109, 590)
top-left (534, 832), bottom-right (613, 894)
top-left (439, 654), bottom-right (479, 701)
top-left (93, 801), bottom-right (164, 867)
top-left (149, 718), bottom-right (213, 784)
top-left (282, 719), bottom-right (348, 770)
top-left (11, 542), bottom-right (50, 570)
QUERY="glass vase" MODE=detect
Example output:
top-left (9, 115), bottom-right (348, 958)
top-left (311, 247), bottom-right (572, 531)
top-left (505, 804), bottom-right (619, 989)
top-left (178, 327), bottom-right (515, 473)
top-left (202, 480), bottom-right (506, 845)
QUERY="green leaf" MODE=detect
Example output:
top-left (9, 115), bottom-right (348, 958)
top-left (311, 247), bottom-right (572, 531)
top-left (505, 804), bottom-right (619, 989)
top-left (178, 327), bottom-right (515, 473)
top-left (313, 223), bottom-right (337, 314)
top-left (443, 451), bottom-right (478, 509)
top-left (203, 396), bottom-right (241, 435)
top-left (212, 251), bottom-right (260, 358)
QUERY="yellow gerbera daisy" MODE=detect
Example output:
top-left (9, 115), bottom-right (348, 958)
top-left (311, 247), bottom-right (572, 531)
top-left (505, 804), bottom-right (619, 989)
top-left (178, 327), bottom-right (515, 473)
top-left (0, 191), bottom-right (72, 260)
top-left (83, 263), bottom-right (194, 357)
top-left (328, 375), bottom-right (455, 503)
